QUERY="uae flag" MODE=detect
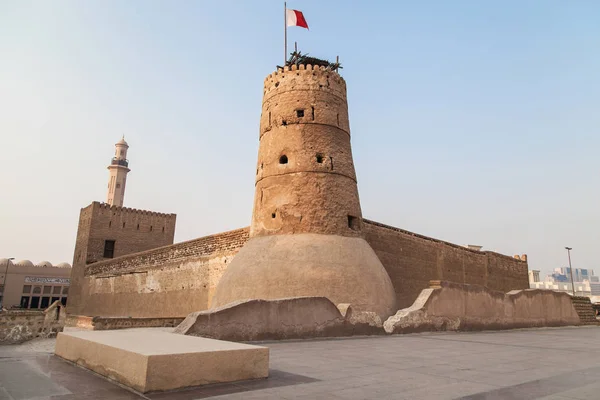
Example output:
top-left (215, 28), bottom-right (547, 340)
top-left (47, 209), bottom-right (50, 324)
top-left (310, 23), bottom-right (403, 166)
top-left (286, 9), bottom-right (309, 29)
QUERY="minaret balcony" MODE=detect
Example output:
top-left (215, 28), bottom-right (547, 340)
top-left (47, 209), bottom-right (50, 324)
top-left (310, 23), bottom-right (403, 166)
top-left (110, 158), bottom-right (129, 167)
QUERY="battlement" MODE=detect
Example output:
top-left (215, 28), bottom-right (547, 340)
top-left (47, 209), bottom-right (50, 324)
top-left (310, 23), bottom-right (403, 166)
top-left (90, 201), bottom-right (176, 218)
top-left (263, 64), bottom-right (347, 102)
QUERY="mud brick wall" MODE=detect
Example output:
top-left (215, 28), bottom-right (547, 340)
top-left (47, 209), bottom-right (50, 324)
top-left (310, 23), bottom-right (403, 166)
top-left (75, 228), bottom-right (249, 318)
top-left (69, 218), bottom-right (527, 318)
top-left (69, 201), bottom-right (177, 315)
top-left (363, 220), bottom-right (529, 309)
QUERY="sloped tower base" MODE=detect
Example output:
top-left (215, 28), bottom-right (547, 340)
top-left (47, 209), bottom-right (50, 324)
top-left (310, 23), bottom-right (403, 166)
top-left (210, 234), bottom-right (397, 320)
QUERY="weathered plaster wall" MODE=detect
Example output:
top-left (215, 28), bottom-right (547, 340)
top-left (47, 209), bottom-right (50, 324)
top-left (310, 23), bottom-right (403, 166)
top-left (69, 220), bottom-right (527, 319)
top-left (363, 220), bottom-right (529, 309)
top-left (69, 202), bottom-right (177, 315)
top-left (75, 228), bottom-right (248, 318)
top-left (0, 301), bottom-right (66, 344)
top-left (384, 281), bottom-right (581, 333)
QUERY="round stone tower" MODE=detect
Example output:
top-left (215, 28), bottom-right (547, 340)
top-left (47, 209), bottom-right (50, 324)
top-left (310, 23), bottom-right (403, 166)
top-left (211, 64), bottom-right (397, 319)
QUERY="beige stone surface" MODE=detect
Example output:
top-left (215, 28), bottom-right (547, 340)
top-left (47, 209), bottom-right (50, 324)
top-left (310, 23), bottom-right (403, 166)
top-left (384, 281), bottom-right (581, 334)
top-left (211, 66), bottom-right (397, 321)
top-left (252, 66), bottom-right (359, 238)
top-left (69, 202), bottom-right (177, 316)
top-left (54, 329), bottom-right (269, 393)
top-left (210, 234), bottom-right (397, 319)
top-left (176, 296), bottom-right (384, 341)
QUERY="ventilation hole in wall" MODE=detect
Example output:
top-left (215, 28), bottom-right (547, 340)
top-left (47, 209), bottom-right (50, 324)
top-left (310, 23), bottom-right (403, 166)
top-left (275, 82), bottom-right (279, 87)
top-left (137, 224), bottom-right (140, 230)
top-left (109, 221), bottom-right (112, 228)
top-left (311, 106), bottom-right (315, 120)
top-left (268, 111), bottom-right (271, 125)
top-left (123, 222), bottom-right (126, 228)
top-left (316, 154), bottom-right (324, 163)
top-left (330, 156), bottom-right (334, 170)
top-left (319, 84), bottom-right (323, 88)
top-left (337, 113), bottom-right (340, 126)
top-left (348, 215), bottom-right (360, 231)
top-left (279, 155), bottom-right (288, 164)
top-left (296, 109), bottom-right (304, 118)
top-left (150, 226), bottom-right (153, 231)
top-left (271, 212), bottom-right (276, 219)
top-left (162, 227), bottom-right (165, 233)
top-left (282, 120), bottom-right (287, 126)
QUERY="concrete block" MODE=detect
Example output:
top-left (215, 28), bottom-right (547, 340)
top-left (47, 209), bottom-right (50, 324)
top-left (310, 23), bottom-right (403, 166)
top-left (54, 329), bottom-right (269, 393)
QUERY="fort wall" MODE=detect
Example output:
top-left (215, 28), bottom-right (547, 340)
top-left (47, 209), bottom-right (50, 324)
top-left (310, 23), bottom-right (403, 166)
top-left (363, 220), bottom-right (529, 309)
top-left (70, 219), bottom-right (527, 318)
top-left (75, 228), bottom-right (248, 318)
top-left (68, 202), bottom-right (177, 315)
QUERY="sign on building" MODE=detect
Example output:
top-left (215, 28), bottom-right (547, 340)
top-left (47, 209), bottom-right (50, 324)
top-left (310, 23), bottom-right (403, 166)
top-left (24, 276), bottom-right (71, 285)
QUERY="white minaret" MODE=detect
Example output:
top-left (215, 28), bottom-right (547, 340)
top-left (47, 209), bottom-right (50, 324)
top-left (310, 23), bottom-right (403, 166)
top-left (106, 136), bottom-right (130, 207)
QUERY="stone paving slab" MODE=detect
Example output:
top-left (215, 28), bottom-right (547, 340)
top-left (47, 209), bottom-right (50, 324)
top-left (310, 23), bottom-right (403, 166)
top-left (55, 329), bottom-right (269, 393)
top-left (0, 326), bottom-right (599, 399)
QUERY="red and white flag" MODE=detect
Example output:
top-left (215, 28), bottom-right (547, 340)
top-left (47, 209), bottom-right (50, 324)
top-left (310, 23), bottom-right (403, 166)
top-left (286, 9), bottom-right (309, 29)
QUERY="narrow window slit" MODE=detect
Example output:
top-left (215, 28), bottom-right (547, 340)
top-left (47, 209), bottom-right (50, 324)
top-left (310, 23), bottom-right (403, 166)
top-left (348, 215), bottom-right (359, 231)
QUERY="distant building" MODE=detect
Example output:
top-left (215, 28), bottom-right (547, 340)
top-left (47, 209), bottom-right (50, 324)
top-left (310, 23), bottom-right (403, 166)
top-left (530, 267), bottom-right (598, 299)
top-left (528, 270), bottom-right (540, 283)
top-left (0, 258), bottom-right (71, 310)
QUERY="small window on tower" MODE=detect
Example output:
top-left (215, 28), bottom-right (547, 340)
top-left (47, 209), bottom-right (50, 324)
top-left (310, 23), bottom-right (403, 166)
top-left (279, 155), bottom-right (288, 164)
top-left (296, 109), bottom-right (304, 118)
top-left (103, 240), bottom-right (115, 258)
top-left (116, 183), bottom-right (121, 189)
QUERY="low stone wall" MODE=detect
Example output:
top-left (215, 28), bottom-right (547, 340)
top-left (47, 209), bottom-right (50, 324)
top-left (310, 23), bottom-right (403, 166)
top-left (0, 301), bottom-right (66, 344)
top-left (571, 296), bottom-right (599, 325)
top-left (175, 297), bottom-right (384, 341)
top-left (384, 281), bottom-right (582, 334)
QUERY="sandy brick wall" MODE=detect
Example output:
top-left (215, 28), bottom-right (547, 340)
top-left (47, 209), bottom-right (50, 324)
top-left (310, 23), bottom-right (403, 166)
top-left (75, 228), bottom-right (249, 318)
top-left (69, 219), bottom-right (527, 318)
top-left (363, 220), bottom-right (529, 309)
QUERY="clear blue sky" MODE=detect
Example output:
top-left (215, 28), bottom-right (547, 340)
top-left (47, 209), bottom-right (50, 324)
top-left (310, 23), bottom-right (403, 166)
top-left (1, 1), bottom-right (598, 279)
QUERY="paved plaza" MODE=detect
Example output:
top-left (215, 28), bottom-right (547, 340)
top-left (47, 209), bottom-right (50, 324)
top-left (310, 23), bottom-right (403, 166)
top-left (1, 326), bottom-right (599, 400)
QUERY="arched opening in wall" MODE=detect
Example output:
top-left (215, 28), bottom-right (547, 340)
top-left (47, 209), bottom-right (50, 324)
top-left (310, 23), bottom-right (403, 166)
top-left (316, 154), bottom-right (324, 163)
top-left (123, 222), bottom-right (126, 228)
top-left (150, 226), bottom-right (153, 232)
top-left (271, 212), bottom-right (276, 219)
top-left (279, 155), bottom-right (288, 164)
top-left (296, 109), bottom-right (304, 118)
top-left (348, 215), bottom-right (360, 231)
top-left (137, 224), bottom-right (140, 230)
top-left (162, 227), bottom-right (165, 233)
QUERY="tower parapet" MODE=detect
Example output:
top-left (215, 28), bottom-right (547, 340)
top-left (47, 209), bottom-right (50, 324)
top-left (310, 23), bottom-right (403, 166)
top-left (211, 64), bottom-right (397, 319)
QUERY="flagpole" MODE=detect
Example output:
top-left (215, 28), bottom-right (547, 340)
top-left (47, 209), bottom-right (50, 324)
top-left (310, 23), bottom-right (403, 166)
top-left (284, 2), bottom-right (287, 66)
